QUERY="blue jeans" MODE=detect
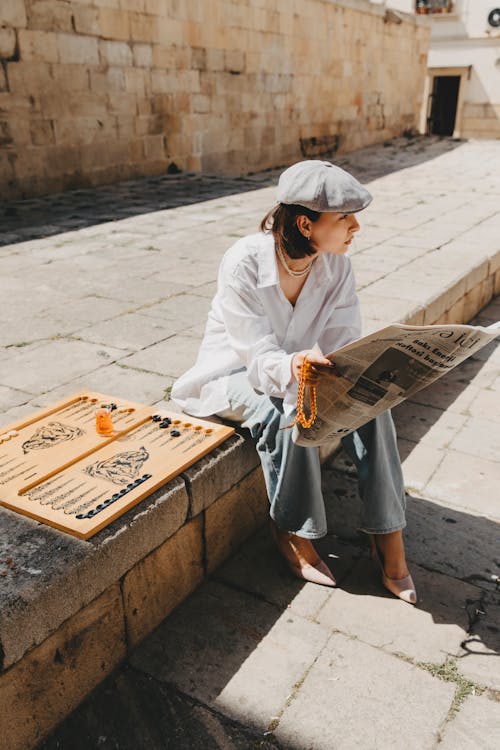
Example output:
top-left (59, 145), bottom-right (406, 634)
top-left (215, 370), bottom-right (407, 539)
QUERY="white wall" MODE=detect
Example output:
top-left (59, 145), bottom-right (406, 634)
top-left (370, 0), bottom-right (500, 136)
top-left (458, 1), bottom-right (500, 39)
top-left (428, 1), bottom-right (500, 104)
top-left (372, 0), bottom-right (500, 35)
top-left (428, 44), bottom-right (500, 103)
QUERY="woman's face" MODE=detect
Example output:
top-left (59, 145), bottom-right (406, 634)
top-left (298, 211), bottom-right (360, 255)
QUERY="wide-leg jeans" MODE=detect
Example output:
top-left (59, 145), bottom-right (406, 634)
top-left (214, 370), bottom-right (407, 540)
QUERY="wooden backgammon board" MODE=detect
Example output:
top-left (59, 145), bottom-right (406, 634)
top-left (0, 391), bottom-right (234, 539)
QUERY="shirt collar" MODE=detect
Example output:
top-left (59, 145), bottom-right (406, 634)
top-left (256, 231), bottom-right (279, 288)
top-left (256, 231), bottom-right (334, 288)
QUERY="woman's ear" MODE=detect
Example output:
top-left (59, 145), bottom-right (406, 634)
top-left (296, 214), bottom-right (311, 237)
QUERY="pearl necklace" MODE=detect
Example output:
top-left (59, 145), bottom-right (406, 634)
top-left (276, 243), bottom-right (315, 277)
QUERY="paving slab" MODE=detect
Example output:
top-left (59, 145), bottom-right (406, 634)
top-left (129, 577), bottom-right (331, 733)
top-left (403, 495), bottom-right (500, 596)
top-left (0, 385), bottom-right (33, 411)
top-left (24, 363), bottom-right (172, 412)
top-left (394, 438), bottom-right (445, 493)
top-left (137, 291), bottom-right (212, 325)
top-left (454, 597), bottom-right (500, 691)
top-left (326, 460), bottom-right (500, 596)
top-left (393, 401), bottom-right (468, 450)
top-left (36, 295), bottom-right (139, 329)
top-left (467, 386), bottom-right (500, 419)
top-left (121, 334), bottom-right (200, 379)
top-left (437, 694), bottom-right (500, 749)
top-left (273, 632), bottom-right (456, 750)
top-left (415, 450), bottom-right (500, 520)
top-left (315, 556), bottom-right (483, 665)
top-left (0, 339), bottom-right (129, 395)
top-left (75, 312), bottom-right (179, 351)
top-left (407, 376), bottom-right (481, 415)
top-left (447, 415), bottom-right (499, 462)
top-left (36, 665), bottom-right (281, 750)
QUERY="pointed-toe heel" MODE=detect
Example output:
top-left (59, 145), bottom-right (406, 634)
top-left (269, 519), bottom-right (336, 587)
top-left (381, 571), bottom-right (417, 605)
top-left (287, 558), bottom-right (337, 587)
top-left (369, 533), bottom-right (417, 605)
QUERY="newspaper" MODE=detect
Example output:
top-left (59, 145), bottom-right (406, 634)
top-left (292, 320), bottom-right (500, 447)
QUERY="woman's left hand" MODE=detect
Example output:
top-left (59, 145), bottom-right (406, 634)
top-left (291, 350), bottom-right (336, 384)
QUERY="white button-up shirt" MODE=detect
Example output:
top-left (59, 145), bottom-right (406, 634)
top-left (171, 230), bottom-right (361, 417)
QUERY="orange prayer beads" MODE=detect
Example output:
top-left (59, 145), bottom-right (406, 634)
top-left (294, 356), bottom-right (317, 429)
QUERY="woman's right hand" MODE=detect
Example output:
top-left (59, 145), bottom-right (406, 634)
top-left (291, 350), bottom-right (335, 384)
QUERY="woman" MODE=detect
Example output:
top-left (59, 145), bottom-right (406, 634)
top-left (171, 159), bottom-right (417, 605)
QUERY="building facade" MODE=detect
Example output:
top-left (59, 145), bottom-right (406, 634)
top-left (0, 0), bottom-right (429, 200)
top-left (375, 0), bottom-right (500, 138)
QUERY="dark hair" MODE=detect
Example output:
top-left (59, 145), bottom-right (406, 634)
top-left (259, 203), bottom-right (321, 259)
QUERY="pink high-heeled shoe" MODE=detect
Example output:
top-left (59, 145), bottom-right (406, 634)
top-left (286, 556), bottom-right (337, 586)
top-left (269, 520), bottom-right (336, 587)
top-left (369, 533), bottom-right (417, 605)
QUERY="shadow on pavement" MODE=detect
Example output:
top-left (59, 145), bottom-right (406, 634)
top-left (321, 295), bottom-right (499, 659)
top-left (36, 661), bottom-right (282, 750)
top-left (35, 501), bottom-right (499, 750)
top-left (1, 135), bottom-right (463, 247)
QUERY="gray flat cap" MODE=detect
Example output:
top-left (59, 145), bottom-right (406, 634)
top-left (276, 159), bottom-right (373, 213)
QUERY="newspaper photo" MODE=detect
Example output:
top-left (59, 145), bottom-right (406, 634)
top-left (292, 320), bottom-right (500, 447)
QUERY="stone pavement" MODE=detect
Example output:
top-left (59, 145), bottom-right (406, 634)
top-left (0, 135), bottom-right (499, 748)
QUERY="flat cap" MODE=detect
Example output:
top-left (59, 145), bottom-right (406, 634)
top-left (276, 159), bottom-right (373, 213)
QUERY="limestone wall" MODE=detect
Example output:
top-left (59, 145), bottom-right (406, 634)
top-left (0, 0), bottom-right (429, 199)
top-left (461, 102), bottom-right (500, 140)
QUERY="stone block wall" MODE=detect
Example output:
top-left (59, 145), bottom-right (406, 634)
top-left (0, 0), bottom-right (429, 199)
top-left (461, 103), bottom-right (500, 140)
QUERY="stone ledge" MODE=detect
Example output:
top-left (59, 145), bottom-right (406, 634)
top-left (360, 246), bottom-right (499, 332)
top-left (0, 477), bottom-right (188, 673)
top-left (0, 432), bottom-right (259, 674)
